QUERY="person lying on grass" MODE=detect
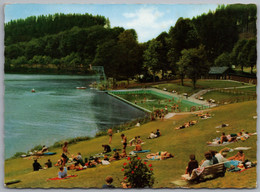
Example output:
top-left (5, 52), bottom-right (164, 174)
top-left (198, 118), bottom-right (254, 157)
top-left (146, 151), bottom-right (174, 160)
top-left (207, 132), bottom-right (237, 145)
top-left (175, 120), bottom-right (197, 130)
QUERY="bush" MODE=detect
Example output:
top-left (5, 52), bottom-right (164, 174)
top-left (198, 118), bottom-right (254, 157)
top-left (12, 152), bottom-right (26, 158)
top-left (121, 156), bottom-right (154, 188)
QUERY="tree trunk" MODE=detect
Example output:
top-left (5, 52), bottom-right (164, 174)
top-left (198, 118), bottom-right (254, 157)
top-left (251, 66), bottom-right (253, 74)
top-left (181, 74), bottom-right (184, 86)
top-left (241, 65), bottom-right (244, 72)
top-left (192, 79), bottom-right (196, 89)
top-left (153, 72), bottom-right (155, 82)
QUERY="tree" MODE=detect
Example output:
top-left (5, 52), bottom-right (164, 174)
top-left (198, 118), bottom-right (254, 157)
top-left (156, 32), bottom-right (170, 79)
top-left (214, 52), bottom-right (231, 67)
top-left (230, 39), bottom-right (247, 69)
top-left (177, 45), bottom-right (209, 89)
top-left (143, 39), bottom-right (162, 82)
top-left (116, 30), bottom-right (143, 83)
top-left (247, 40), bottom-right (256, 74)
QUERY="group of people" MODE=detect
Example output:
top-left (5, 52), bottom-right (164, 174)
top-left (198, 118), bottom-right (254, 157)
top-left (196, 112), bottom-right (211, 119)
top-left (175, 120), bottom-right (198, 130)
top-left (33, 159), bottom-right (52, 171)
top-left (183, 147), bottom-right (253, 180)
top-left (147, 129), bottom-right (161, 139)
top-left (207, 130), bottom-right (252, 145)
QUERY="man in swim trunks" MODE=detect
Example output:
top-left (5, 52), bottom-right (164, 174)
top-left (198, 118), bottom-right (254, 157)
top-left (121, 134), bottom-right (127, 150)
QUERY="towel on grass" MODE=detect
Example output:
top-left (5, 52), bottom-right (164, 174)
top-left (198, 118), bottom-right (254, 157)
top-left (132, 150), bottom-right (151, 153)
top-left (234, 147), bottom-right (251, 150)
top-left (47, 175), bottom-right (78, 180)
top-left (207, 142), bottom-right (233, 147)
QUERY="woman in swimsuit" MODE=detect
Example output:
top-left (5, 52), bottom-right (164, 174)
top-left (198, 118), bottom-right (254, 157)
top-left (107, 128), bottom-right (113, 144)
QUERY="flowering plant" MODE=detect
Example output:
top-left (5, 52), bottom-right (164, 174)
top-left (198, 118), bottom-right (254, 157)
top-left (122, 156), bottom-right (154, 188)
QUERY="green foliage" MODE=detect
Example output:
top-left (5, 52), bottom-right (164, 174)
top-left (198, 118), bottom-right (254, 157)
top-left (5, 13), bottom-right (107, 45)
top-left (177, 45), bottom-right (209, 89)
top-left (143, 39), bottom-right (162, 82)
top-left (214, 52), bottom-right (231, 67)
top-left (12, 152), bottom-right (26, 158)
top-left (122, 156), bottom-right (154, 188)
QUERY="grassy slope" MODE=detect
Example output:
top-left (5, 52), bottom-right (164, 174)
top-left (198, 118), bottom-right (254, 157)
top-left (153, 79), bottom-right (248, 96)
top-left (5, 101), bottom-right (257, 188)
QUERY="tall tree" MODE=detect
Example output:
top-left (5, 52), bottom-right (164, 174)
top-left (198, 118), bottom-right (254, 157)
top-left (177, 45), bottom-right (209, 89)
top-left (143, 39), bottom-right (162, 82)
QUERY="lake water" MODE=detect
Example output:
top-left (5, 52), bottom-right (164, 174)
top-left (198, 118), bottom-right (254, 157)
top-left (4, 74), bottom-right (146, 158)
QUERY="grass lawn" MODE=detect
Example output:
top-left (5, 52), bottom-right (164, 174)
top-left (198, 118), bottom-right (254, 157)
top-left (5, 101), bottom-right (257, 188)
top-left (153, 79), bottom-right (248, 96)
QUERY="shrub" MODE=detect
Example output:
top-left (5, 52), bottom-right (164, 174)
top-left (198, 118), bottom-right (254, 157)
top-left (121, 156), bottom-right (154, 188)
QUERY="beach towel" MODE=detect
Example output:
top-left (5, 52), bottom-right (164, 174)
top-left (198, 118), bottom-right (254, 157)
top-left (47, 175), bottom-right (78, 180)
top-left (233, 147), bottom-right (251, 150)
top-left (132, 150), bottom-right (151, 153)
top-left (207, 142), bottom-right (233, 147)
top-left (43, 152), bottom-right (57, 155)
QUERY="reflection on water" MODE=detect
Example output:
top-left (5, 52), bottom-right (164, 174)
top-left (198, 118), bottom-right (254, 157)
top-left (4, 74), bottom-right (146, 158)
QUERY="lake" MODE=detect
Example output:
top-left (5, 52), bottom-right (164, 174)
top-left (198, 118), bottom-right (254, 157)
top-left (4, 74), bottom-right (146, 158)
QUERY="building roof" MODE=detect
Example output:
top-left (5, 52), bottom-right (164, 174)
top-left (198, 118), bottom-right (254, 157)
top-left (209, 66), bottom-right (230, 75)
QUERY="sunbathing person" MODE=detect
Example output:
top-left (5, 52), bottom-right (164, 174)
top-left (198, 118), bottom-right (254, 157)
top-left (185, 154), bottom-right (199, 176)
top-left (146, 151), bottom-right (174, 160)
top-left (220, 132), bottom-right (229, 144)
top-left (228, 150), bottom-right (245, 162)
top-left (189, 120), bottom-right (198, 126)
top-left (134, 144), bottom-right (142, 152)
top-left (175, 122), bottom-right (190, 130)
top-left (35, 145), bottom-right (48, 155)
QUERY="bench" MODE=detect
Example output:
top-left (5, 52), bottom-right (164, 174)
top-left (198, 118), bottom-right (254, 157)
top-left (187, 163), bottom-right (226, 182)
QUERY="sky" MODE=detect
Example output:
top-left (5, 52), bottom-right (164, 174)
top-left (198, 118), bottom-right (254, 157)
top-left (4, 4), bottom-right (219, 43)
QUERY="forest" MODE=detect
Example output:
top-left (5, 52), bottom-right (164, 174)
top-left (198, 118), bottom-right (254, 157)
top-left (4, 4), bottom-right (257, 88)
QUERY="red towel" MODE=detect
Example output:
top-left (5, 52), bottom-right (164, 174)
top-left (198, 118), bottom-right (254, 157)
top-left (47, 175), bottom-right (78, 180)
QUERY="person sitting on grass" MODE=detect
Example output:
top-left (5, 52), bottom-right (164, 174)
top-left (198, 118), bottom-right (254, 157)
top-left (103, 155), bottom-right (109, 161)
top-left (147, 132), bottom-right (157, 139)
top-left (185, 154), bottom-right (199, 176)
top-left (156, 129), bottom-right (161, 137)
top-left (102, 176), bottom-right (115, 188)
top-left (120, 149), bottom-right (127, 158)
top-left (72, 152), bottom-right (85, 166)
top-left (33, 159), bottom-right (42, 171)
top-left (137, 136), bottom-right (143, 144)
top-left (200, 152), bottom-right (213, 168)
top-left (109, 149), bottom-right (120, 161)
top-left (129, 137), bottom-right (137, 146)
top-left (44, 159), bottom-right (52, 169)
top-left (134, 144), bottom-right (142, 152)
top-left (220, 132), bottom-right (229, 144)
top-left (102, 144), bottom-right (111, 153)
top-left (58, 166), bottom-right (67, 178)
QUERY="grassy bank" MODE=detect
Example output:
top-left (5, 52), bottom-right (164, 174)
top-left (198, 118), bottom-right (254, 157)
top-left (5, 100), bottom-right (257, 188)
